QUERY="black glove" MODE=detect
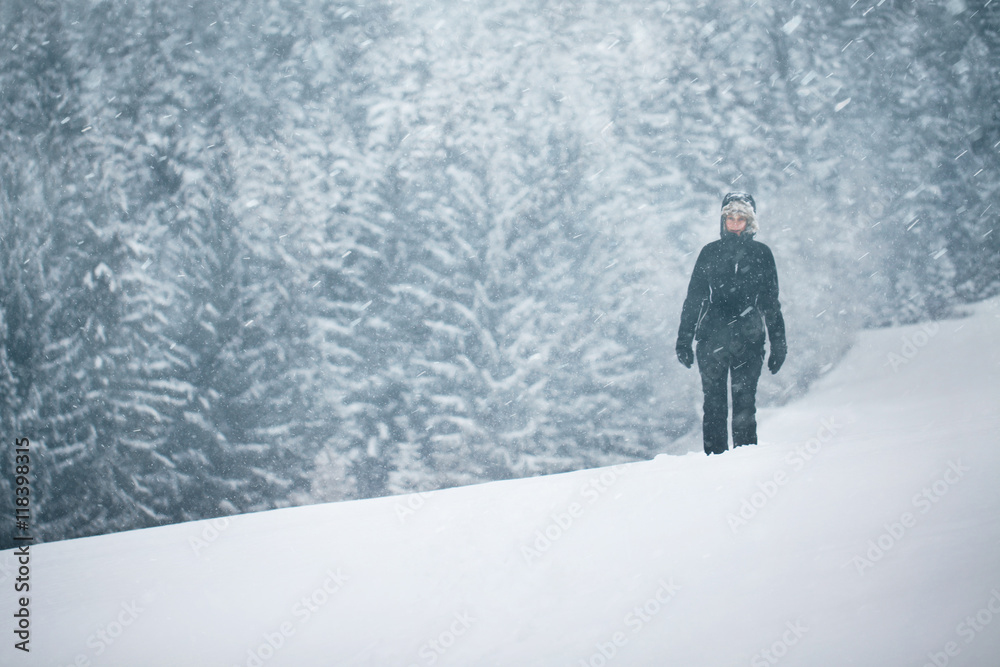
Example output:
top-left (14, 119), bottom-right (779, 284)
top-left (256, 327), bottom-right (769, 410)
top-left (676, 341), bottom-right (694, 369)
top-left (767, 345), bottom-right (786, 374)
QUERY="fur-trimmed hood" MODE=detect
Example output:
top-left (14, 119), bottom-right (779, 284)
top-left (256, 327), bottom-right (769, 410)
top-left (719, 198), bottom-right (759, 239)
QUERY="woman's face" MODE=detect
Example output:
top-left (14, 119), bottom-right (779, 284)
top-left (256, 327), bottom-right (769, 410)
top-left (725, 213), bottom-right (748, 235)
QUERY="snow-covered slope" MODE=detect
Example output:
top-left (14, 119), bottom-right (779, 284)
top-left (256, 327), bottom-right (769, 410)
top-left (3, 298), bottom-right (1000, 667)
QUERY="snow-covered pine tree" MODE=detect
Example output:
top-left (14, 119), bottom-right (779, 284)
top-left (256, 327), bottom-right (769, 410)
top-left (0, 0), bottom-right (68, 548)
top-left (0, 0), bottom-right (188, 542)
top-left (132, 0), bottom-right (393, 516)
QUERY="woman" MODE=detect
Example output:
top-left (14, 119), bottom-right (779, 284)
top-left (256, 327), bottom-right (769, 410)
top-left (675, 192), bottom-right (787, 455)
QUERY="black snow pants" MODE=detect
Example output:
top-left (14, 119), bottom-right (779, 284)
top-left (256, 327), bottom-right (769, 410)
top-left (696, 342), bottom-right (764, 455)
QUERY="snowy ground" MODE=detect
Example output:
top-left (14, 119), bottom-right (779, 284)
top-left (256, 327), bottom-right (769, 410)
top-left (3, 298), bottom-right (1000, 667)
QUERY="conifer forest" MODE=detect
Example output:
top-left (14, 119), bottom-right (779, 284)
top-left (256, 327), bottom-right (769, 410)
top-left (1, 0), bottom-right (998, 547)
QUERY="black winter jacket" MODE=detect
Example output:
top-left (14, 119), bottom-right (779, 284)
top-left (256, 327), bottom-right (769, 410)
top-left (677, 233), bottom-right (786, 355)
